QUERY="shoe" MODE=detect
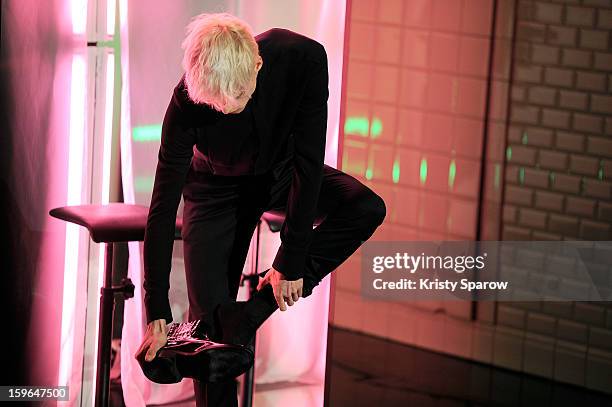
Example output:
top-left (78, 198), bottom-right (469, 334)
top-left (136, 320), bottom-right (254, 384)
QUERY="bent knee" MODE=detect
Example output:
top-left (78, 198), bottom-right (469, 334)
top-left (369, 193), bottom-right (387, 226)
top-left (354, 190), bottom-right (386, 227)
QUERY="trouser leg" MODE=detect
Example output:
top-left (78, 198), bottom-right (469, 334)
top-left (192, 378), bottom-right (239, 407)
top-left (265, 164), bottom-right (386, 295)
top-left (182, 174), bottom-right (266, 407)
top-left (182, 173), bottom-right (265, 332)
top-left (209, 164), bottom-right (386, 350)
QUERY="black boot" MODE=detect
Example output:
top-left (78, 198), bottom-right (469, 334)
top-left (136, 319), bottom-right (254, 384)
top-left (214, 276), bottom-right (279, 346)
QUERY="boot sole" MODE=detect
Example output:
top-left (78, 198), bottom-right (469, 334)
top-left (169, 345), bottom-right (254, 383)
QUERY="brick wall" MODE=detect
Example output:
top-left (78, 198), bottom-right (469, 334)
top-left (499, 0), bottom-right (612, 393)
top-left (331, 0), bottom-right (612, 396)
top-left (505, 0), bottom-right (612, 242)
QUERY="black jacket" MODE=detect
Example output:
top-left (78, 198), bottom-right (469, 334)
top-left (143, 28), bottom-right (329, 324)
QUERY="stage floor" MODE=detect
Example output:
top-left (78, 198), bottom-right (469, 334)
top-left (118, 326), bottom-right (612, 406)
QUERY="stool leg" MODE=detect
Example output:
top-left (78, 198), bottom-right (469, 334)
top-left (241, 324), bottom-right (256, 407)
top-left (95, 242), bottom-right (115, 407)
top-left (240, 220), bottom-right (261, 407)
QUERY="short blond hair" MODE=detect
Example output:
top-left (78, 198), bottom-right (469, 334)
top-left (181, 13), bottom-right (259, 112)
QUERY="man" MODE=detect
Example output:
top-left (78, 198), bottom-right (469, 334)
top-left (135, 12), bottom-right (386, 406)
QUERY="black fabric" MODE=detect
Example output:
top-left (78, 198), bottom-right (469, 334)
top-left (141, 27), bottom-right (386, 407)
top-left (184, 163), bottom-right (385, 406)
top-left (136, 320), bottom-right (254, 385)
top-left (193, 378), bottom-right (239, 407)
top-left (213, 281), bottom-right (278, 346)
top-left (143, 28), bottom-right (330, 325)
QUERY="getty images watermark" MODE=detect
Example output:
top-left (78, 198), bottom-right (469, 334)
top-left (361, 241), bottom-right (612, 302)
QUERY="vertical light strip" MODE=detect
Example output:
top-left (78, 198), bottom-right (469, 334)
top-left (101, 54), bottom-right (115, 205)
top-left (392, 156), bottom-right (400, 184)
top-left (420, 157), bottom-right (428, 185)
top-left (119, 0), bottom-right (135, 204)
top-left (448, 159), bottom-right (456, 189)
top-left (71, 0), bottom-right (87, 34)
top-left (106, 0), bottom-right (116, 36)
top-left (58, 54), bottom-right (87, 388)
top-left (92, 49), bottom-right (116, 407)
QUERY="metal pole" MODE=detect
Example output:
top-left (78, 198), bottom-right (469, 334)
top-left (95, 242), bottom-right (115, 406)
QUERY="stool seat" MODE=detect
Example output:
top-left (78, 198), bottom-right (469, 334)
top-left (49, 203), bottom-right (182, 243)
top-left (48, 202), bottom-right (185, 406)
top-left (261, 209), bottom-right (325, 232)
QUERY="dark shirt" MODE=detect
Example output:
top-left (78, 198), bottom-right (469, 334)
top-left (143, 28), bottom-right (330, 324)
top-left (191, 97), bottom-right (259, 175)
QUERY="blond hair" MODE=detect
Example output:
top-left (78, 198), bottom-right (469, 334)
top-left (181, 13), bottom-right (259, 112)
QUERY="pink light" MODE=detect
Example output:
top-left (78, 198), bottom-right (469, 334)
top-left (71, 0), bottom-right (87, 34)
top-left (91, 54), bottom-right (116, 402)
top-left (119, 0), bottom-right (128, 31)
top-left (91, 53), bottom-right (115, 393)
top-left (118, 0), bottom-right (135, 204)
top-left (58, 53), bottom-right (86, 388)
top-left (102, 54), bottom-right (115, 205)
top-left (106, 0), bottom-right (116, 36)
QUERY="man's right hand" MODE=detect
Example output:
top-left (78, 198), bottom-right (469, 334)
top-left (135, 319), bottom-right (168, 362)
top-left (256, 267), bottom-right (303, 311)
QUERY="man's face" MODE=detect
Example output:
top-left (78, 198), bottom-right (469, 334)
top-left (223, 56), bottom-right (263, 115)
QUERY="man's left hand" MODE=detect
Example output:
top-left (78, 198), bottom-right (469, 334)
top-left (257, 267), bottom-right (303, 311)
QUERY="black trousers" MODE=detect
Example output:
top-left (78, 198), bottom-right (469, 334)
top-left (181, 162), bottom-right (386, 407)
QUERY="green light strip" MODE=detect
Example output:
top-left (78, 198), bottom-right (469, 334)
top-left (420, 157), bottom-right (427, 185)
top-left (133, 124), bottom-right (162, 142)
top-left (392, 157), bottom-right (400, 184)
top-left (448, 159), bottom-right (456, 189)
top-left (344, 117), bottom-right (369, 137)
top-left (344, 116), bottom-right (383, 138)
top-left (370, 118), bottom-right (383, 139)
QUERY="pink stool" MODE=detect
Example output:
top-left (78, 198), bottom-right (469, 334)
top-left (49, 203), bottom-right (182, 407)
top-left (50, 204), bottom-right (322, 406)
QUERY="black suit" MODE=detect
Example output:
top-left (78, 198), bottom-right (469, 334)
top-left (143, 28), bottom-right (330, 325)
top-left (142, 28), bottom-right (386, 406)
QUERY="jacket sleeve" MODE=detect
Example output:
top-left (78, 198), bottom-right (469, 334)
top-left (272, 42), bottom-right (329, 281)
top-left (142, 87), bottom-right (196, 324)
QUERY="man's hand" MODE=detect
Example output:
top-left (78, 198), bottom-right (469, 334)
top-left (257, 267), bottom-right (303, 311)
top-left (135, 319), bottom-right (168, 362)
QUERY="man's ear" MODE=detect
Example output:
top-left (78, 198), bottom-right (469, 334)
top-left (256, 55), bottom-right (263, 71)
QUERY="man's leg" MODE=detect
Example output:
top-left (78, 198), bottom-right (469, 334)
top-left (182, 174), bottom-right (266, 407)
top-left (265, 164), bottom-right (386, 295)
top-left (212, 164), bottom-right (386, 347)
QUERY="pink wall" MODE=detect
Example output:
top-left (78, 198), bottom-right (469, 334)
top-left (332, 0), bottom-right (498, 346)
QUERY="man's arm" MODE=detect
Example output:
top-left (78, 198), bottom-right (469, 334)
top-left (272, 41), bottom-right (329, 281)
top-left (142, 84), bottom-right (196, 324)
